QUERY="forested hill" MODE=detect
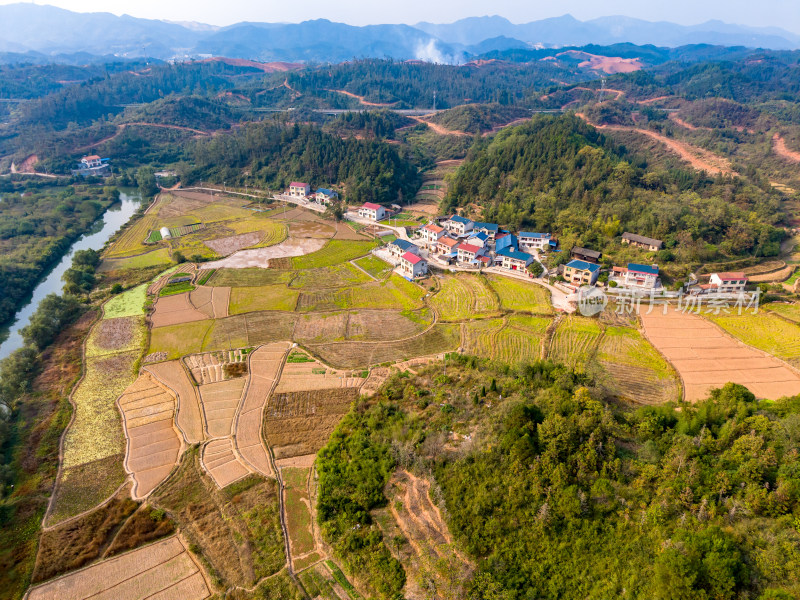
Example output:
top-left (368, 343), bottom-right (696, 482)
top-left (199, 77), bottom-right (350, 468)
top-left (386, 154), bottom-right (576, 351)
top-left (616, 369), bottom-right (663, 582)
top-left (185, 122), bottom-right (421, 205)
top-left (445, 114), bottom-right (783, 262)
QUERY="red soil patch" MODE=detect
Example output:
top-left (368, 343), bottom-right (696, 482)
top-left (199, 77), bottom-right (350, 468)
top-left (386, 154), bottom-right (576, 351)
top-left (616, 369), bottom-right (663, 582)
top-left (146, 361), bottom-right (205, 444)
top-left (640, 307), bottom-right (800, 402)
top-left (410, 115), bottom-right (468, 137)
top-left (773, 134), bottom-right (800, 163)
top-left (201, 56), bottom-right (302, 72)
top-left (12, 154), bottom-right (38, 173)
top-left (669, 114), bottom-right (711, 131)
top-left (27, 536), bottom-right (209, 600)
top-left (558, 50), bottom-right (643, 74)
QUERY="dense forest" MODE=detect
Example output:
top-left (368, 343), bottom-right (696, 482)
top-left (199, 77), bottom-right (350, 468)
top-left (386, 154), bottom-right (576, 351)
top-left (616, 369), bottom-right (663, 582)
top-left (318, 355), bottom-right (800, 599)
top-left (445, 114), bottom-right (784, 264)
top-left (185, 121), bottom-right (421, 204)
top-left (0, 180), bottom-right (117, 325)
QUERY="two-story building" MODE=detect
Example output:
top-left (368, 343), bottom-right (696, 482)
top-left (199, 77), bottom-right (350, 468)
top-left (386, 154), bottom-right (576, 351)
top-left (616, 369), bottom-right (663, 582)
top-left (497, 248), bottom-right (534, 271)
top-left (621, 232), bottom-right (664, 252)
top-left (445, 215), bottom-right (474, 237)
top-left (472, 222), bottom-right (499, 239)
top-left (613, 263), bottom-right (660, 289)
top-left (456, 242), bottom-right (484, 264)
top-left (358, 202), bottom-right (386, 221)
top-left (466, 231), bottom-right (490, 248)
top-left (709, 272), bottom-right (748, 293)
top-left (436, 236), bottom-right (460, 256)
top-left (564, 259), bottom-right (600, 286)
top-left (314, 188), bottom-right (338, 204)
top-left (518, 232), bottom-right (552, 252)
top-left (289, 182), bottom-right (311, 198)
top-left (495, 233), bottom-right (518, 254)
top-left (81, 155), bottom-right (103, 169)
top-left (570, 246), bottom-right (601, 263)
top-left (389, 239), bottom-right (419, 260)
top-left (420, 223), bottom-right (446, 247)
top-left (398, 252), bottom-right (428, 279)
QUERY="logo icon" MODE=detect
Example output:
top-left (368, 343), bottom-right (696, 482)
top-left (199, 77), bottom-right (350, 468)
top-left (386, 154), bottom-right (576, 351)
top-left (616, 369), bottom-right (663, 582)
top-left (577, 286), bottom-right (608, 316)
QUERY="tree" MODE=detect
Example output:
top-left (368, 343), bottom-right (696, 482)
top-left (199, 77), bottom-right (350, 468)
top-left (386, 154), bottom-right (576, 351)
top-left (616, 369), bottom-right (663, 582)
top-left (136, 166), bottom-right (158, 197)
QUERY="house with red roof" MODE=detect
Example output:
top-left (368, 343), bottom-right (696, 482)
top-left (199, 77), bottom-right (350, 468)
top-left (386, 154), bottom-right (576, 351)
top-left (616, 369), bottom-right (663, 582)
top-left (456, 242), bottom-right (485, 264)
top-left (357, 202), bottom-right (386, 221)
top-left (398, 251), bottom-right (428, 278)
top-left (288, 182), bottom-right (310, 198)
top-left (436, 235), bottom-right (460, 255)
top-left (709, 272), bottom-right (748, 293)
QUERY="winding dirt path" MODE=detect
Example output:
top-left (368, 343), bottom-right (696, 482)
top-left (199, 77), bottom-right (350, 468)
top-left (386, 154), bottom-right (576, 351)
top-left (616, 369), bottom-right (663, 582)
top-left (327, 89), bottom-right (398, 107)
top-left (410, 115), bottom-right (468, 137)
top-left (75, 122), bottom-right (210, 152)
top-left (773, 133), bottom-right (800, 163)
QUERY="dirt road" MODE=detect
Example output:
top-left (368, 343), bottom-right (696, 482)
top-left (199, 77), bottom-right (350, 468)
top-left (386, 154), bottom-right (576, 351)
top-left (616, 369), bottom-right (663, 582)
top-left (773, 133), bottom-right (800, 163)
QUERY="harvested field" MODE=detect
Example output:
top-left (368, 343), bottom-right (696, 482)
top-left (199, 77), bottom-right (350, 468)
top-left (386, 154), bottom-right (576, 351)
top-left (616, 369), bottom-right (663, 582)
top-left (377, 470), bottom-right (472, 600)
top-left (199, 378), bottom-right (246, 438)
top-left (293, 312), bottom-right (348, 343)
top-left (265, 388), bottom-right (359, 460)
top-left (462, 316), bottom-right (549, 365)
top-left (487, 275), bottom-right (553, 314)
top-left (332, 220), bottom-right (369, 240)
top-left (309, 323), bottom-right (461, 368)
top-left (202, 437), bottom-right (250, 488)
top-left (33, 486), bottom-right (138, 584)
top-left (275, 357), bottom-right (365, 393)
top-left (48, 454), bottom-right (127, 526)
top-left (185, 348), bottom-right (250, 384)
top-left (146, 361), bottom-right (205, 444)
top-left (117, 373), bottom-right (182, 499)
top-left (27, 536), bottom-right (210, 600)
top-left (596, 326), bottom-right (680, 404)
top-left (152, 452), bottom-right (285, 587)
top-left (641, 307), bottom-right (800, 402)
top-left (151, 292), bottom-right (209, 328)
top-left (275, 454), bottom-right (316, 469)
top-left (282, 467), bottom-right (316, 566)
top-left (361, 367), bottom-right (392, 396)
top-left (230, 284), bottom-right (299, 313)
top-left (235, 342), bottom-right (291, 477)
top-left (100, 248), bottom-right (173, 271)
top-left (105, 505), bottom-right (176, 557)
top-left (103, 284), bottom-right (148, 318)
top-left (548, 316), bottom-right (603, 370)
top-left (186, 285), bottom-right (230, 319)
top-left (86, 315), bottom-right (145, 357)
top-left (203, 237), bottom-right (327, 269)
top-left (708, 312), bottom-right (800, 366)
top-left (432, 274), bottom-right (499, 320)
top-left (204, 231), bottom-right (263, 255)
top-left (148, 320), bottom-right (213, 359)
top-left (289, 221), bottom-right (336, 238)
top-left (296, 277), bottom-right (424, 312)
top-left (289, 264), bottom-right (371, 289)
top-left (208, 267), bottom-right (294, 287)
top-left (208, 311), bottom-right (298, 350)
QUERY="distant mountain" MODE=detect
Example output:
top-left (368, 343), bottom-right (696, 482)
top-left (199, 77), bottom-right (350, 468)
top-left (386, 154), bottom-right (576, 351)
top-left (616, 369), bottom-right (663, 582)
top-left (0, 3), bottom-right (797, 65)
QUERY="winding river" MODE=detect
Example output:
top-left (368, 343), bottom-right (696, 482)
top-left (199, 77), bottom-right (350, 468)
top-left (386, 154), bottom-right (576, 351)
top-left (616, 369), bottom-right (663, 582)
top-left (0, 189), bottom-right (145, 362)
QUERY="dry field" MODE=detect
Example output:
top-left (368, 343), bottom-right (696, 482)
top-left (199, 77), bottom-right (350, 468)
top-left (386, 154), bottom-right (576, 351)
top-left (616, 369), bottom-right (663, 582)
top-left (150, 292), bottom-right (211, 327)
top-left (547, 316), bottom-right (603, 371)
top-left (281, 467), bottom-right (317, 570)
top-left (265, 388), bottom-right (359, 460)
top-left (202, 437), bottom-right (250, 488)
top-left (487, 275), bottom-right (553, 314)
top-left (28, 536), bottom-right (210, 600)
top-left (146, 361), bottom-right (205, 444)
top-left (185, 348), bottom-right (250, 384)
top-left (199, 378), bottom-right (247, 438)
top-left (275, 359), bottom-right (365, 393)
top-left (431, 274), bottom-right (500, 320)
top-left (640, 307), bottom-right (800, 401)
top-left (204, 231), bottom-right (263, 256)
top-left (86, 315), bottom-right (145, 357)
top-left (117, 373), bottom-right (183, 499)
top-left (203, 237), bottom-right (328, 269)
top-left (234, 342), bottom-right (291, 477)
top-left (461, 316), bottom-right (550, 365)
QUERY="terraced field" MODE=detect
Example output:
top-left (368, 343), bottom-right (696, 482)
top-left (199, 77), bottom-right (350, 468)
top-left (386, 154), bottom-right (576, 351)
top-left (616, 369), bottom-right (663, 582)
top-left (487, 275), bottom-right (553, 314)
top-left (548, 316), bottom-right (604, 370)
top-left (709, 312), bottom-right (800, 367)
top-left (292, 239), bottom-right (378, 269)
top-left (432, 274), bottom-right (500, 320)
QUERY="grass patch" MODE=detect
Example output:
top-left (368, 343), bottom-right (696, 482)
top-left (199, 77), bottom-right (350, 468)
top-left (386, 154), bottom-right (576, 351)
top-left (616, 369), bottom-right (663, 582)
top-left (432, 274), bottom-right (500, 321)
top-left (48, 454), bottom-right (127, 525)
top-left (353, 254), bottom-right (392, 279)
top-left (292, 240), bottom-right (378, 269)
top-left (209, 268), bottom-right (294, 287)
top-left (487, 274), bottom-right (553, 314)
top-left (149, 319), bottom-right (214, 358)
top-left (159, 281), bottom-right (196, 296)
top-left (287, 351), bottom-right (315, 363)
top-left (103, 283), bottom-right (147, 318)
top-left (104, 248), bottom-right (173, 270)
top-left (283, 467), bottom-right (315, 557)
top-left (326, 560), bottom-right (364, 600)
top-left (229, 285), bottom-right (299, 314)
top-left (708, 312), bottom-right (800, 362)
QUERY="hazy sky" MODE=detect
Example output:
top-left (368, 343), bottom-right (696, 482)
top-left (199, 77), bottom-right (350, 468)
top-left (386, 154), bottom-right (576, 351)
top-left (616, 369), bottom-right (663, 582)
top-left (3, 0), bottom-right (799, 32)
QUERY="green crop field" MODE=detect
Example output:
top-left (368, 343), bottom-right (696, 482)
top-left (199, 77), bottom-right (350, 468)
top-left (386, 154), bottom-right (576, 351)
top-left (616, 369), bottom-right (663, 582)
top-left (209, 268), bottom-right (294, 287)
top-left (292, 240), bottom-right (378, 269)
top-left (159, 281), bottom-right (195, 296)
top-left (230, 285), bottom-right (300, 313)
top-left (709, 312), bottom-right (800, 362)
top-left (764, 302), bottom-right (800, 324)
top-left (487, 275), bottom-right (553, 314)
top-left (103, 283), bottom-right (148, 318)
top-left (297, 276), bottom-right (424, 312)
top-left (597, 326), bottom-right (675, 376)
top-left (548, 316), bottom-right (603, 370)
top-left (289, 264), bottom-right (371, 289)
top-left (282, 468), bottom-right (315, 558)
top-left (432, 274), bottom-right (499, 321)
top-left (353, 254), bottom-right (392, 279)
top-left (148, 319), bottom-right (213, 358)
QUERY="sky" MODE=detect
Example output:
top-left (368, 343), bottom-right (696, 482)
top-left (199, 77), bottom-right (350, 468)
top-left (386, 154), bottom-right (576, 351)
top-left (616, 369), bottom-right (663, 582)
top-left (2, 0), bottom-right (799, 32)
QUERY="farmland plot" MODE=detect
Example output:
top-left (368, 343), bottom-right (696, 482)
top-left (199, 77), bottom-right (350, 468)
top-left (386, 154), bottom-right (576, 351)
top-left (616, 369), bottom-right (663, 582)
top-left (184, 348), bottom-right (250, 384)
top-left (27, 537), bottom-right (210, 600)
top-left (151, 292), bottom-right (210, 328)
top-left (208, 267), bottom-right (294, 287)
top-left (103, 284), bottom-right (148, 318)
top-left (282, 467), bottom-right (317, 569)
top-left (293, 311), bottom-right (349, 343)
top-left (276, 355), bottom-right (365, 393)
top-left (548, 316), bottom-right (603, 370)
top-left (202, 437), bottom-right (250, 488)
top-left (487, 275), bottom-right (553, 314)
top-left (432, 274), bottom-right (499, 320)
top-left (709, 312), bottom-right (800, 366)
top-left (86, 315), bottom-right (145, 357)
top-left (148, 319), bottom-right (213, 359)
top-left (229, 284), bottom-right (299, 314)
top-left (291, 239), bottom-right (378, 269)
top-left (289, 263), bottom-right (371, 289)
top-left (146, 361), bottom-right (205, 444)
top-left (199, 378), bottom-right (246, 438)
top-left (765, 302), bottom-right (800, 323)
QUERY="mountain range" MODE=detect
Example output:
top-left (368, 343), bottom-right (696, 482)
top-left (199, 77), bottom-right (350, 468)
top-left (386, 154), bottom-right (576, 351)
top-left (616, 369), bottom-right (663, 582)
top-left (0, 4), bottom-right (798, 64)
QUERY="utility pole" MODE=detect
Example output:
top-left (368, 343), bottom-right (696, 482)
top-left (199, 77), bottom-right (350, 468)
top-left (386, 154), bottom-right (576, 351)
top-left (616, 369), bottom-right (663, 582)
top-left (433, 90), bottom-right (437, 112)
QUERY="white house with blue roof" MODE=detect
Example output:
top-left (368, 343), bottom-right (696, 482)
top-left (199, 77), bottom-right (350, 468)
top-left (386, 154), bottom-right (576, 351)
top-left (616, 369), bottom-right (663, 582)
top-left (518, 232), bottom-right (553, 252)
top-left (445, 215), bottom-right (474, 236)
top-left (473, 222), bottom-right (499, 239)
top-left (389, 239), bottom-right (420, 259)
top-left (466, 231), bottom-right (490, 248)
top-left (497, 248), bottom-right (533, 271)
top-left (612, 263), bottom-right (660, 289)
top-left (314, 188), bottom-right (338, 204)
top-left (564, 259), bottom-right (600, 286)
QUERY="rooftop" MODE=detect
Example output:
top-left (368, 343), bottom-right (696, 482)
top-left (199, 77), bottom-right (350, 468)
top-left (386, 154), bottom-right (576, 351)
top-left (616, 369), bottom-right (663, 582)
top-left (519, 231), bottom-right (550, 239)
top-left (423, 223), bottom-right (444, 233)
top-left (392, 239), bottom-right (416, 250)
top-left (439, 236), bottom-right (459, 248)
top-left (361, 202), bottom-right (382, 210)
top-left (622, 232), bottom-right (663, 246)
top-left (473, 221), bottom-right (499, 231)
top-left (402, 251), bottom-right (424, 265)
top-left (290, 181), bottom-right (309, 187)
top-left (628, 263), bottom-right (659, 275)
top-left (566, 259), bottom-right (600, 273)
top-left (449, 215), bottom-right (473, 225)
top-left (82, 155), bottom-right (101, 161)
top-left (715, 272), bottom-right (747, 281)
top-left (316, 188), bottom-right (336, 196)
top-left (571, 246), bottom-right (601, 259)
top-left (498, 248), bottom-right (532, 262)
top-left (457, 243), bottom-right (481, 254)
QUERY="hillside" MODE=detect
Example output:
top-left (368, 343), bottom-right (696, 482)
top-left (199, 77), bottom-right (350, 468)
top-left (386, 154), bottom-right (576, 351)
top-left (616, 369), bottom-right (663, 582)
top-left (428, 103), bottom-right (531, 134)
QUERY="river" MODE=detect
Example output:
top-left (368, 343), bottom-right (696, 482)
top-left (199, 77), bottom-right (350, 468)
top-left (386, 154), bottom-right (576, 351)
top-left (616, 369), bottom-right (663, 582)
top-left (0, 189), bottom-right (146, 362)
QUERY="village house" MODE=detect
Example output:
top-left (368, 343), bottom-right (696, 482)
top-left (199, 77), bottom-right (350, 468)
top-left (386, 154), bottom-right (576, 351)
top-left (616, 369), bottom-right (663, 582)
top-left (497, 248), bottom-right (534, 271)
top-left (436, 235), bottom-right (460, 256)
top-left (420, 223), bottom-right (445, 246)
top-left (456, 242), bottom-right (484, 264)
top-left (314, 188), bottom-right (338, 204)
top-left (564, 259), bottom-right (601, 286)
top-left (398, 252), bottom-right (428, 279)
top-left (466, 231), bottom-right (490, 248)
top-left (73, 155), bottom-right (110, 177)
top-left (613, 263), bottom-right (660, 289)
top-left (389, 239), bottom-right (419, 259)
top-left (518, 231), bottom-right (553, 252)
top-left (288, 182), bottom-right (311, 198)
top-left (621, 232), bottom-right (664, 252)
top-left (445, 215), bottom-right (474, 237)
top-left (473, 222), bottom-right (499, 239)
top-left (570, 246), bottom-right (602, 263)
top-left (81, 155), bottom-right (103, 169)
top-left (358, 202), bottom-right (386, 221)
top-left (495, 233), bottom-right (518, 254)
top-left (709, 272), bottom-right (749, 293)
